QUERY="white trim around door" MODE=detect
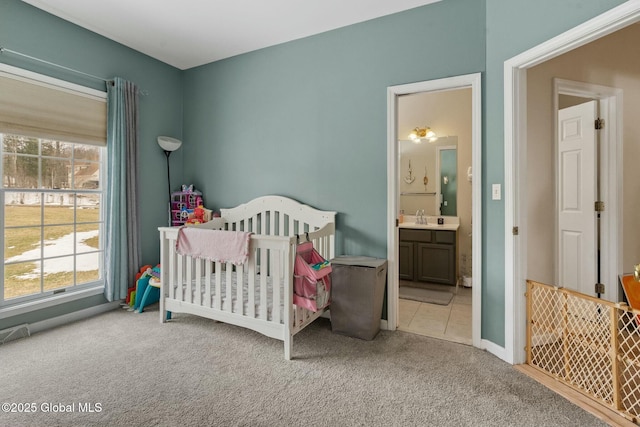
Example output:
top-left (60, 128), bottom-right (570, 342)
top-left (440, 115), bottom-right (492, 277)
top-left (387, 72), bottom-right (483, 351)
top-left (504, 1), bottom-right (640, 365)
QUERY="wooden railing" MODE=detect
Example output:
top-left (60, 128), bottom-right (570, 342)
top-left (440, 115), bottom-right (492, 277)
top-left (526, 280), bottom-right (640, 424)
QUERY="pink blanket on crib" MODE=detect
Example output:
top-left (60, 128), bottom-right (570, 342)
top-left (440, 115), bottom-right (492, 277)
top-left (176, 228), bottom-right (252, 266)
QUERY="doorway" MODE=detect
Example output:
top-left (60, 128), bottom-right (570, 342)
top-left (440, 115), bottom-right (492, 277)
top-left (397, 91), bottom-right (470, 344)
top-left (386, 73), bottom-right (483, 350)
top-left (505, 3), bottom-right (636, 364)
top-left (554, 80), bottom-right (621, 303)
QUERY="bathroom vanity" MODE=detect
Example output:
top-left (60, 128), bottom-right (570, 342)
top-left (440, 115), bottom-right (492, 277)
top-left (398, 219), bottom-right (459, 285)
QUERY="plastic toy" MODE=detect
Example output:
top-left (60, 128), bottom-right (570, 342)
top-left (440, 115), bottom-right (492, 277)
top-left (132, 265), bottom-right (158, 311)
top-left (171, 185), bottom-right (203, 226)
top-left (124, 264), bottom-right (152, 307)
top-left (311, 260), bottom-right (330, 270)
top-left (134, 264), bottom-right (171, 320)
top-left (186, 204), bottom-right (206, 225)
top-left (180, 206), bottom-right (193, 222)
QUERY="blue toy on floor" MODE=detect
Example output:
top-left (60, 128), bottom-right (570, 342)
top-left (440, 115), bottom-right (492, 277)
top-left (133, 265), bottom-right (171, 320)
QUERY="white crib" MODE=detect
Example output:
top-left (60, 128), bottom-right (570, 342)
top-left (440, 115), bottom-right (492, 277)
top-left (158, 195), bottom-right (336, 360)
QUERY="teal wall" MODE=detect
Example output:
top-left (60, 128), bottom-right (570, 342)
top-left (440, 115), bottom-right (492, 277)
top-left (182, 0), bottom-right (485, 258)
top-left (0, 0), bottom-right (183, 329)
top-left (483, 0), bottom-right (627, 346)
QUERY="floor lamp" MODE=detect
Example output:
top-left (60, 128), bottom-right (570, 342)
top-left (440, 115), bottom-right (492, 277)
top-left (157, 136), bottom-right (182, 226)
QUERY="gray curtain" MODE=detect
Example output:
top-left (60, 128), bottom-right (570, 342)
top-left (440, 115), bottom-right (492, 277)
top-left (104, 77), bottom-right (140, 301)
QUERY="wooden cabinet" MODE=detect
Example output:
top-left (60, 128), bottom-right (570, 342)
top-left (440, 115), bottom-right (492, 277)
top-left (398, 241), bottom-right (414, 280)
top-left (399, 228), bottom-right (457, 285)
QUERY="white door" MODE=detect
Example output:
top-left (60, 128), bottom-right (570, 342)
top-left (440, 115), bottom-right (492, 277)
top-left (557, 101), bottom-right (597, 297)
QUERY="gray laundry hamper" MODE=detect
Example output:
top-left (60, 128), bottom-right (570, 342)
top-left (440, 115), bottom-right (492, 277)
top-left (329, 256), bottom-right (388, 340)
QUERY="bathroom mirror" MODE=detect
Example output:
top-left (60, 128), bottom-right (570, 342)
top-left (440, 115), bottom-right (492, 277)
top-left (399, 136), bottom-right (458, 216)
top-left (437, 145), bottom-right (457, 216)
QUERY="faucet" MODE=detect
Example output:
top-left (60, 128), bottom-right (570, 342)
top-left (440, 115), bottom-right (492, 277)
top-left (415, 209), bottom-right (426, 224)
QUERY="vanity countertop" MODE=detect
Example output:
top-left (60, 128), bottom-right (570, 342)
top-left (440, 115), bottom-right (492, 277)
top-left (398, 222), bottom-right (459, 231)
top-left (399, 215), bottom-right (459, 231)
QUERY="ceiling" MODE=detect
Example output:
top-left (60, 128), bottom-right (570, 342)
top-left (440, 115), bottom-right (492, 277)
top-left (22, 0), bottom-right (441, 70)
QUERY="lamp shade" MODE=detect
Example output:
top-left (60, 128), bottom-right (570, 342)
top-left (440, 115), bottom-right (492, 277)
top-left (157, 136), bottom-right (182, 152)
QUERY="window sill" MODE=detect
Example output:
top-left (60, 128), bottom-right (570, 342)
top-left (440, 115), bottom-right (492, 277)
top-left (0, 286), bottom-right (105, 320)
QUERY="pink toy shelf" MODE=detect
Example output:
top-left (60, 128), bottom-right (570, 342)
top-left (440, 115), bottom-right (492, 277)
top-left (170, 185), bottom-right (203, 227)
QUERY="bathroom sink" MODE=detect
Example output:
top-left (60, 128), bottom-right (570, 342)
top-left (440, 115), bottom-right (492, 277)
top-left (425, 216), bottom-right (445, 226)
top-left (398, 215), bottom-right (460, 230)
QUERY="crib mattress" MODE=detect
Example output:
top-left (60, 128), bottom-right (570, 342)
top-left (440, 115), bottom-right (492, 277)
top-left (171, 272), bottom-right (285, 321)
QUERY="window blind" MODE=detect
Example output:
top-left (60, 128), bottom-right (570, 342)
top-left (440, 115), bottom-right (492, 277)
top-left (0, 66), bottom-right (107, 146)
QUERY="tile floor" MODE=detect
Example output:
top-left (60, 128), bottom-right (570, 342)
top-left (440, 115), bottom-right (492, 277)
top-left (398, 281), bottom-right (472, 346)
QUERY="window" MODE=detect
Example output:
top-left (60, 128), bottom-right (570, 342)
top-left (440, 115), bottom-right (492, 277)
top-left (1, 135), bottom-right (105, 304)
top-left (0, 64), bottom-right (107, 307)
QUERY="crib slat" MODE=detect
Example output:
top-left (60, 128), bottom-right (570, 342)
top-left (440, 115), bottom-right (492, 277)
top-left (169, 239), bottom-right (176, 300)
top-left (260, 248), bottom-right (268, 320)
top-left (186, 256), bottom-right (193, 303)
top-left (273, 250), bottom-right (281, 324)
top-left (269, 210), bottom-right (275, 236)
top-left (236, 264), bottom-right (244, 315)
top-left (226, 264), bottom-right (232, 313)
top-left (205, 261), bottom-right (212, 308)
top-left (261, 212), bottom-right (267, 236)
top-left (195, 259), bottom-right (202, 306)
top-left (283, 246), bottom-right (293, 331)
top-left (214, 262), bottom-right (222, 310)
top-left (248, 253), bottom-right (256, 318)
top-left (176, 255), bottom-right (184, 301)
top-left (279, 212), bottom-right (285, 236)
top-left (252, 214), bottom-right (258, 233)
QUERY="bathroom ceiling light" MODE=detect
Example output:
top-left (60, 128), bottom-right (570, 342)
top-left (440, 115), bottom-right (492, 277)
top-left (408, 126), bottom-right (437, 143)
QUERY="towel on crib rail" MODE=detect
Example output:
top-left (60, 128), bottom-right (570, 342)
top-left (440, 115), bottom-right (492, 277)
top-left (176, 227), bottom-right (252, 266)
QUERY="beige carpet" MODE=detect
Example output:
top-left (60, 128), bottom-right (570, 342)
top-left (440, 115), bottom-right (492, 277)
top-left (399, 286), bottom-right (454, 305)
top-left (0, 307), bottom-right (606, 427)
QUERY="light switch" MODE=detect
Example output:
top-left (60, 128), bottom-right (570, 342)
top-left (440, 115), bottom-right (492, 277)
top-left (492, 184), bottom-right (501, 200)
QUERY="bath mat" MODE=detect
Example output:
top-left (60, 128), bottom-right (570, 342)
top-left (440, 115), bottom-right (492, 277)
top-left (399, 286), bottom-right (453, 306)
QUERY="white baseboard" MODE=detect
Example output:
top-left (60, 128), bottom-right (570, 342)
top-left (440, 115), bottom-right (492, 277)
top-left (29, 301), bottom-right (121, 335)
top-left (482, 339), bottom-right (507, 362)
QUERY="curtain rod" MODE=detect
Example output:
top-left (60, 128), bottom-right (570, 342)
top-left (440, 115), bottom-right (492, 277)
top-left (0, 46), bottom-right (113, 85)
